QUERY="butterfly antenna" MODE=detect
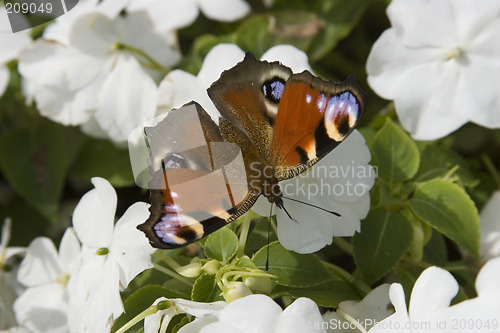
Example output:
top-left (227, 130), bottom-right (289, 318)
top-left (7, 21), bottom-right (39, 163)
top-left (266, 204), bottom-right (273, 271)
top-left (282, 196), bottom-right (341, 217)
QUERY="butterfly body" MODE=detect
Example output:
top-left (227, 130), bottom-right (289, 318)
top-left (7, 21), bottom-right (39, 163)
top-left (138, 53), bottom-right (366, 249)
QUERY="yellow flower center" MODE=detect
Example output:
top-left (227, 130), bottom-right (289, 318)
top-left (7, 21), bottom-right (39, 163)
top-left (447, 47), bottom-right (464, 60)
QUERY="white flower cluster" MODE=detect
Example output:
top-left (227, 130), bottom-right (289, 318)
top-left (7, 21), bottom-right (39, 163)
top-left (3, 0), bottom-right (250, 144)
top-left (1, 178), bottom-right (155, 332)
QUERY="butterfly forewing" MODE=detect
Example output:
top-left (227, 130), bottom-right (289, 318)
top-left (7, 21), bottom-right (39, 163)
top-left (137, 103), bottom-right (251, 249)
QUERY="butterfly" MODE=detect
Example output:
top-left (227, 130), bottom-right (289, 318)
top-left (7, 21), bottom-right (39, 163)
top-left (137, 53), bottom-right (366, 249)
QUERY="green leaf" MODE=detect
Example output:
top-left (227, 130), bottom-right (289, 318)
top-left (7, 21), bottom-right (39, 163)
top-left (353, 208), bottom-right (413, 283)
top-left (204, 227), bottom-right (239, 263)
top-left (414, 145), bottom-right (477, 188)
top-left (244, 217), bottom-right (277, 257)
top-left (235, 12), bottom-right (318, 57)
top-left (308, 0), bottom-right (369, 61)
top-left (409, 179), bottom-right (480, 259)
top-left (272, 279), bottom-right (360, 308)
top-left (191, 274), bottom-right (223, 302)
top-left (252, 242), bottom-right (331, 287)
top-left (112, 285), bottom-right (178, 333)
top-left (0, 121), bottom-right (81, 222)
top-left (161, 278), bottom-right (193, 300)
top-left (423, 230), bottom-right (447, 266)
top-left (372, 119), bottom-right (420, 186)
top-left (70, 137), bottom-right (135, 187)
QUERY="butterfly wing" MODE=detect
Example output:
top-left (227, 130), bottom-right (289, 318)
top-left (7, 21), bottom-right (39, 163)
top-left (138, 102), bottom-right (257, 249)
top-left (271, 72), bottom-right (366, 180)
top-left (207, 53), bottom-right (292, 161)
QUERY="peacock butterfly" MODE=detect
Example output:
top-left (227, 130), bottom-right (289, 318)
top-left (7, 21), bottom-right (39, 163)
top-left (137, 53), bottom-right (366, 249)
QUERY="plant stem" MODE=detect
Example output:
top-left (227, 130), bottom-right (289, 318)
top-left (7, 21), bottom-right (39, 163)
top-left (153, 263), bottom-right (193, 286)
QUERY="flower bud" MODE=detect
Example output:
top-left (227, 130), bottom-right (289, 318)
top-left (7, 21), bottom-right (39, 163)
top-left (201, 260), bottom-right (220, 275)
top-left (224, 282), bottom-right (252, 302)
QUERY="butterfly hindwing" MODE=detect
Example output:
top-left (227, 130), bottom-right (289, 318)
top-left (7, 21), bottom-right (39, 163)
top-left (138, 102), bottom-right (255, 249)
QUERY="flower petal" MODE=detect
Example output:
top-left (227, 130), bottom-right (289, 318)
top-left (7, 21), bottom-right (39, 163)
top-left (366, 29), bottom-right (444, 101)
top-left (0, 7), bottom-right (31, 62)
top-left (174, 299), bottom-right (226, 318)
top-left (58, 228), bottom-right (81, 276)
top-left (94, 54), bottom-right (158, 143)
top-left (167, 69), bottom-right (219, 120)
top-left (197, 44), bottom-right (245, 87)
top-left (408, 267), bottom-right (458, 324)
top-left (459, 53), bottom-right (500, 128)
top-left (198, 0), bottom-right (250, 22)
top-left (13, 283), bottom-right (67, 333)
top-left (179, 317), bottom-right (220, 333)
top-left (67, 256), bottom-right (123, 333)
top-left (323, 284), bottom-right (394, 333)
top-left (276, 195), bottom-right (359, 253)
top-left (42, 0), bottom-right (103, 45)
top-left (17, 238), bottom-right (61, 287)
top-left (115, 11), bottom-right (180, 70)
top-left (480, 191), bottom-right (500, 261)
top-left (475, 257), bottom-right (500, 297)
top-left (200, 322), bottom-right (242, 333)
top-left (393, 60), bottom-right (469, 140)
top-left (311, 131), bottom-right (375, 203)
top-left (261, 45), bottom-right (313, 73)
top-left (452, 0), bottom-right (500, 43)
top-left (436, 258), bottom-right (500, 332)
top-left (127, 0), bottom-right (199, 32)
top-left (369, 283), bottom-right (411, 333)
top-left (276, 298), bottom-right (325, 333)
top-left (218, 294), bottom-right (281, 333)
top-left (387, 0), bottom-right (458, 48)
top-left (72, 177), bottom-right (117, 248)
top-left (0, 65), bottom-right (8, 97)
top-left (144, 298), bottom-right (177, 333)
top-left (111, 202), bottom-right (155, 287)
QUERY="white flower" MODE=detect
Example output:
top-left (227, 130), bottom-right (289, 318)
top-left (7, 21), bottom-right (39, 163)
top-left (0, 7), bottom-right (31, 97)
top-left (46, 0), bottom-right (250, 40)
top-left (19, 11), bottom-right (180, 143)
top-left (480, 190), bottom-right (500, 261)
top-left (0, 219), bottom-right (26, 330)
top-left (369, 258), bottom-right (500, 333)
top-left (67, 177), bottom-right (154, 332)
top-left (253, 130), bottom-right (374, 254)
top-left (42, 0), bottom-right (109, 45)
top-left (322, 284), bottom-right (393, 333)
top-left (147, 295), bottom-right (324, 333)
top-left (144, 298), bottom-right (226, 333)
top-left (366, 0), bottom-right (500, 140)
top-left (13, 229), bottom-right (80, 333)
